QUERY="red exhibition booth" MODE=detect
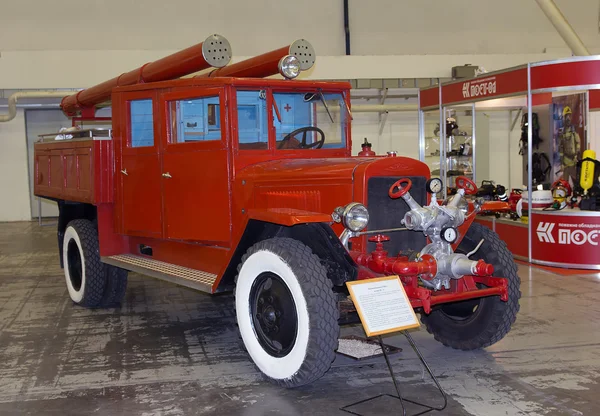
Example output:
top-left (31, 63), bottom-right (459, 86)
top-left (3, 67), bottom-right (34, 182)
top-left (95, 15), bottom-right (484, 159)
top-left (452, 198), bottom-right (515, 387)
top-left (419, 57), bottom-right (600, 269)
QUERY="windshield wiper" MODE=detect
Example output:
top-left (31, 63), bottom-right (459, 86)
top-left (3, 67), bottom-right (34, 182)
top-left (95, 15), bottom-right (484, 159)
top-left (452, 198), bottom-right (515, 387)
top-left (318, 89), bottom-right (334, 123)
top-left (342, 91), bottom-right (353, 120)
top-left (272, 98), bottom-right (282, 123)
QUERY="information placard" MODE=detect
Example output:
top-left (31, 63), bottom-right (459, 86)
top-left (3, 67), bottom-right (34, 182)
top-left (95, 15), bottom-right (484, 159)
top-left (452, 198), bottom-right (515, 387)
top-left (346, 276), bottom-right (420, 337)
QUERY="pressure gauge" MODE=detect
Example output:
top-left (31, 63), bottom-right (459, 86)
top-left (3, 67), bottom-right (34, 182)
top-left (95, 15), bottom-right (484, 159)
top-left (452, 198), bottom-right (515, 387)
top-left (441, 226), bottom-right (458, 244)
top-left (426, 178), bottom-right (443, 194)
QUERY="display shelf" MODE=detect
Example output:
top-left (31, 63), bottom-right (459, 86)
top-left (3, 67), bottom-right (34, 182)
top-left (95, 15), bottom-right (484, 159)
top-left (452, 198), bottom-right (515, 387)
top-left (420, 106), bottom-right (478, 195)
top-left (442, 108), bottom-right (474, 191)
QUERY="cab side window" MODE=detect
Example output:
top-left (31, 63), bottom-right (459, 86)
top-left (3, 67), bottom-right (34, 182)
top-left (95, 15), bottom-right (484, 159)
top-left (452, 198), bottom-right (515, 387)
top-left (130, 99), bottom-right (154, 147)
top-left (237, 90), bottom-right (268, 150)
top-left (168, 96), bottom-right (221, 143)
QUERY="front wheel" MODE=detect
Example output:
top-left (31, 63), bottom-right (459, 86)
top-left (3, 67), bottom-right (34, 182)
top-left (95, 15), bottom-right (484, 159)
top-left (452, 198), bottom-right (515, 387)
top-left (235, 237), bottom-right (339, 388)
top-left (421, 223), bottom-right (521, 350)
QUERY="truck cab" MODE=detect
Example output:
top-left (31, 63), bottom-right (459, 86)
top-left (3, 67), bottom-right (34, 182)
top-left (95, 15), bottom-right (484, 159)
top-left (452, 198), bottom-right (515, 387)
top-left (105, 78), bottom-right (363, 291)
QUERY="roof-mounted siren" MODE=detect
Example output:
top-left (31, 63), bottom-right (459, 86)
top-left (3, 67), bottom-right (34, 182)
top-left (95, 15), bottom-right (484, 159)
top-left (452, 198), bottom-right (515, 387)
top-left (60, 34), bottom-right (232, 116)
top-left (196, 39), bottom-right (315, 80)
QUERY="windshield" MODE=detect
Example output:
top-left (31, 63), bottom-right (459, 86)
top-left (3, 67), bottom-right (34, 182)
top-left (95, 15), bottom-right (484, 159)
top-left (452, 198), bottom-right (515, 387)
top-left (273, 91), bottom-right (348, 150)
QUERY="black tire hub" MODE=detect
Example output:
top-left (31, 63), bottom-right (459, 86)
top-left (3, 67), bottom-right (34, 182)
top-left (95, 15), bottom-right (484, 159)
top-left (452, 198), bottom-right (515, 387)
top-left (440, 297), bottom-right (482, 322)
top-left (67, 239), bottom-right (83, 291)
top-left (250, 272), bottom-right (298, 357)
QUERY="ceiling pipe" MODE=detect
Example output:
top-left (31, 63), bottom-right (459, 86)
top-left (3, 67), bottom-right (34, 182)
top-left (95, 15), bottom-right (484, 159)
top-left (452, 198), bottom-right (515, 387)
top-left (534, 0), bottom-right (590, 56)
top-left (0, 91), bottom-right (76, 122)
top-left (351, 93), bottom-right (418, 100)
top-left (343, 0), bottom-right (351, 55)
top-left (351, 104), bottom-right (417, 112)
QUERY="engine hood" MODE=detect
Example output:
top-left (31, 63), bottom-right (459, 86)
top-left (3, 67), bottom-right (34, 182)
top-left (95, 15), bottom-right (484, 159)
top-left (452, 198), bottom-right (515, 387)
top-left (236, 156), bottom-right (430, 184)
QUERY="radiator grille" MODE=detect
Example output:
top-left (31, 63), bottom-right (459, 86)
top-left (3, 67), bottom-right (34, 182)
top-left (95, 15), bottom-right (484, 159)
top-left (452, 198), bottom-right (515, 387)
top-left (366, 176), bottom-right (427, 256)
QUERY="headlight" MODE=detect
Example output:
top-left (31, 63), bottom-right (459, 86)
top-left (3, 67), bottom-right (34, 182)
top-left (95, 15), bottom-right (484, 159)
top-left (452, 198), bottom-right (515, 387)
top-left (334, 202), bottom-right (369, 232)
top-left (278, 55), bottom-right (301, 79)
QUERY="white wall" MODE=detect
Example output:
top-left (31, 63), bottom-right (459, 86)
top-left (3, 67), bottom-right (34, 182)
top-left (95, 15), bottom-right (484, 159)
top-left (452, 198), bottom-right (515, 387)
top-left (1, 0), bottom-right (596, 87)
top-left (350, 109), bottom-right (419, 158)
top-left (0, 52), bottom-right (572, 89)
top-left (484, 111), bottom-right (527, 190)
top-left (1, 0), bottom-right (598, 55)
top-left (350, 0), bottom-right (600, 55)
top-left (0, 109), bottom-right (31, 221)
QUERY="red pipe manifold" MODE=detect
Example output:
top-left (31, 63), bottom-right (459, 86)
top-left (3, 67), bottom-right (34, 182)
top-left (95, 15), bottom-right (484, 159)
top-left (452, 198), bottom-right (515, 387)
top-left (61, 34), bottom-right (232, 116)
top-left (352, 234), bottom-right (494, 281)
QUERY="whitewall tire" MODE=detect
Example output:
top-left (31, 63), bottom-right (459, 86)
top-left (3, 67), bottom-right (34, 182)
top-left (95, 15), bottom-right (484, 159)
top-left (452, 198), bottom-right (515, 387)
top-left (235, 237), bottom-right (339, 388)
top-left (62, 219), bottom-right (107, 308)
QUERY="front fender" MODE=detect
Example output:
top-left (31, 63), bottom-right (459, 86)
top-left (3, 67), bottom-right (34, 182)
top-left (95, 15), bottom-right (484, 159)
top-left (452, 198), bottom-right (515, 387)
top-left (247, 208), bottom-right (333, 227)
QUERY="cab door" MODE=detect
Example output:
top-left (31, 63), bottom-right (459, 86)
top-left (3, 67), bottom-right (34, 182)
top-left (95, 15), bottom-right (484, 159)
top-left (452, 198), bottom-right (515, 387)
top-left (159, 88), bottom-right (231, 243)
top-left (118, 91), bottom-right (163, 238)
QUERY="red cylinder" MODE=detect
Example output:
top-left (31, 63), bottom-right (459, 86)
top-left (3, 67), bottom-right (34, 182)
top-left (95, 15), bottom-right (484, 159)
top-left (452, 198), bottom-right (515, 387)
top-left (196, 39), bottom-right (315, 79)
top-left (358, 138), bottom-right (376, 157)
top-left (61, 34), bottom-right (231, 116)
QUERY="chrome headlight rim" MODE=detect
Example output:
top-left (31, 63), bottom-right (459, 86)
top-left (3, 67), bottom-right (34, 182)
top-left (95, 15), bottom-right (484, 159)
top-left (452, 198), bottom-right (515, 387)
top-left (339, 202), bottom-right (369, 232)
top-left (278, 55), bottom-right (301, 79)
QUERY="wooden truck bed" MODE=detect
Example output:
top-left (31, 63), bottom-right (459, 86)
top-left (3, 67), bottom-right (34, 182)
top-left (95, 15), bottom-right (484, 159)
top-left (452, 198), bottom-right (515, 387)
top-left (34, 133), bottom-right (114, 205)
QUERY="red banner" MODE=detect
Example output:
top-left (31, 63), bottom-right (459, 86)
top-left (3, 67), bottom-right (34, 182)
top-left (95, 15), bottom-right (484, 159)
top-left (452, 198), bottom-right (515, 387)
top-left (440, 67), bottom-right (528, 105)
top-left (531, 60), bottom-right (600, 91)
top-left (590, 90), bottom-right (600, 110)
top-left (531, 211), bottom-right (600, 267)
top-left (419, 86), bottom-right (439, 109)
top-left (532, 93), bottom-right (552, 106)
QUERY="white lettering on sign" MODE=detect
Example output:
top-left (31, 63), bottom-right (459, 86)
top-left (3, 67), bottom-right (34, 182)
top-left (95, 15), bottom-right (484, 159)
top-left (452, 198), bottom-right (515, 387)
top-left (537, 222), bottom-right (555, 243)
top-left (462, 76), bottom-right (497, 99)
top-left (539, 222), bottom-right (599, 246)
top-left (462, 82), bottom-right (470, 98)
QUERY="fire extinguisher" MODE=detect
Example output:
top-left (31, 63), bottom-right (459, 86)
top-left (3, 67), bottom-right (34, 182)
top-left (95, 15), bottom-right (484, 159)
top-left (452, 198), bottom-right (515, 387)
top-left (508, 189), bottom-right (522, 212)
top-left (358, 138), bottom-right (376, 157)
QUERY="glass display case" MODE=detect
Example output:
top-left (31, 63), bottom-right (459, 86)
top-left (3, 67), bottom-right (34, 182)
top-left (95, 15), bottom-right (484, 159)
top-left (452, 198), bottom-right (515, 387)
top-left (442, 106), bottom-right (475, 192)
top-left (422, 109), bottom-right (442, 180)
top-left (420, 103), bottom-right (479, 195)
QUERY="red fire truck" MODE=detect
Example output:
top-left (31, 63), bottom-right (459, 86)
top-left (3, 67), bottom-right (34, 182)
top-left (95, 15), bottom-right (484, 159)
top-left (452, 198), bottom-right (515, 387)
top-left (34, 34), bottom-right (520, 388)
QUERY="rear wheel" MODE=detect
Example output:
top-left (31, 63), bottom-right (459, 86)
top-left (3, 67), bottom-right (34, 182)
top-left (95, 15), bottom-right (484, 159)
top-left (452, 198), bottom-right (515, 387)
top-left (421, 222), bottom-right (521, 350)
top-left (235, 237), bottom-right (339, 388)
top-left (63, 219), bottom-right (107, 308)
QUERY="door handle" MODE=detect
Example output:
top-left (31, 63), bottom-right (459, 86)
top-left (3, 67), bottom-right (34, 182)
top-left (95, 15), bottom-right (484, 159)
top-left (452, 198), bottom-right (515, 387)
top-left (120, 169), bottom-right (128, 176)
top-left (162, 172), bottom-right (172, 178)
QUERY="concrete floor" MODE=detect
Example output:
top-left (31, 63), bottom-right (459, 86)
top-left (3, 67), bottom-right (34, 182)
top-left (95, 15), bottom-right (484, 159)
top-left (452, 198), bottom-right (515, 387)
top-left (0, 221), bottom-right (599, 416)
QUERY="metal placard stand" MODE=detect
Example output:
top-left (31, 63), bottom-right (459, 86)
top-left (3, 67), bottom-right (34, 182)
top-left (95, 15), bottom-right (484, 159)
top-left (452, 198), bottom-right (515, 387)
top-left (342, 276), bottom-right (447, 416)
top-left (340, 332), bottom-right (447, 416)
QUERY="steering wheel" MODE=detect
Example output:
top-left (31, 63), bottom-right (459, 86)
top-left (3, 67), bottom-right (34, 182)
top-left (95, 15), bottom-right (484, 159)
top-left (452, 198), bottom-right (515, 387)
top-left (455, 176), bottom-right (478, 195)
top-left (389, 178), bottom-right (412, 199)
top-left (277, 127), bottom-right (325, 150)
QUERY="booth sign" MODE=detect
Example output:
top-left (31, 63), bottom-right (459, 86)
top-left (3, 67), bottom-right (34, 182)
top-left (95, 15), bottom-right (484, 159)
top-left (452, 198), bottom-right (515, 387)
top-left (532, 212), bottom-right (600, 268)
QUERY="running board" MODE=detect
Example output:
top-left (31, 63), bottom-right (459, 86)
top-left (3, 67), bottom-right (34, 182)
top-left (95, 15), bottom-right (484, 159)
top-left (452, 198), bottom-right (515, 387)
top-left (102, 254), bottom-right (217, 293)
